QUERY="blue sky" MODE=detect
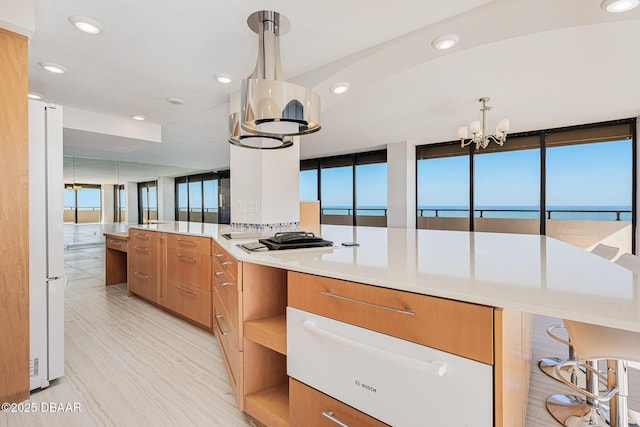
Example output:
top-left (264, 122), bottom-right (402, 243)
top-left (301, 164), bottom-right (388, 208)
top-left (417, 139), bottom-right (632, 208)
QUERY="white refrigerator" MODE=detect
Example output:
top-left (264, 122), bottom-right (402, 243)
top-left (28, 100), bottom-right (65, 390)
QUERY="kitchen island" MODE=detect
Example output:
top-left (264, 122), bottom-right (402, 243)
top-left (124, 222), bottom-right (640, 426)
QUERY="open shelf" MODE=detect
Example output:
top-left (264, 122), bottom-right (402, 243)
top-left (244, 383), bottom-right (289, 427)
top-left (244, 315), bottom-right (287, 355)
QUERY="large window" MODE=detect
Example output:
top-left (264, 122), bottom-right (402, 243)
top-left (416, 119), bottom-right (636, 251)
top-left (64, 184), bottom-right (101, 223)
top-left (321, 165), bottom-right (354, 224)
top-left (299, 168), bottom-right (318, 201)
top-left (300, 150), bottom-right (387, 227)
top-left (417, 144), bottom-right (470, 231)
top-left (175, 171), bottom-right (228, 223)
top-left (114, 184), bottom-right (126, 223)
top-left (474, 137), bottom-right (540, 234)
top-left (138, 181), bottom-right (157, 224)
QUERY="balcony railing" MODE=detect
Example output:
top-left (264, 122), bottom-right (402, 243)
top-left (417, 208), bottom-right (632, 221)
top-left (321, 208), bottom-right (388, 216)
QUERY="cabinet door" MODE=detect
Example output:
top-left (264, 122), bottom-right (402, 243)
top-left (127, 230), bottom-right (160, 302)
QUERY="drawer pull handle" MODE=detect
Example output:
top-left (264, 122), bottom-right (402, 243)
top-left (215, 276), bottom-right (233, 287)
top-left (215, 271), bottom-right (225, 277)
top-left (109, 239), bottom-right (121, 245)
top-left (176, 254), bottom-right (197, 263)
top-left (133, 233), bottom-right (149, 239)
top-left (214, 314), bottom-right (229, 335)
top-left (133, 271), bottom-right (149, 280)
top-left (134, 246), bottom-right (150, 254)
top-left (175, 286), bottom-right (196, 296)
top-left (302, 319), bottom-right (447, 377)
top-left (322, 411), bottom-right (349, 427)
top-left (320, 291), bottom-right (415, 316)
top-left (176, 238), bottom-right (196, 246)
top-left (214, 254), bottom-right (233, 266)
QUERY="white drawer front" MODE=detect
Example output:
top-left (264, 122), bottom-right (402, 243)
top-left (287, 307), bottom-right (493, 427)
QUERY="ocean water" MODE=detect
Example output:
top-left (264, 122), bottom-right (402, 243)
top-left (322, 206), bottom-right (632, 221)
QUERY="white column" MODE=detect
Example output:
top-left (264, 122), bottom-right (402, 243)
top-left (101, 184), bottom-right (114, 223)
top-left (126, 182), bottom-right (138, 225)
top-left (230, 141), bottom-right (300, 226)
top-left (387, 140), bottom-right (416, 229)
top-left (157, 176), bottom-right (175, 222)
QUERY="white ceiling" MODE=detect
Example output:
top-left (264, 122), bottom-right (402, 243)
top-left (29, 0), bottom-right (640, 180)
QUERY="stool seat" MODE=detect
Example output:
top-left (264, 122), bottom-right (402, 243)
top-left (565, 320), bottom-right (640, 364)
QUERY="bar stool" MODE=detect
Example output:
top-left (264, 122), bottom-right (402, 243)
top-left (538, 244), bottom-right (620, 385)
top-left (546, 319), bottom-right (640, 427)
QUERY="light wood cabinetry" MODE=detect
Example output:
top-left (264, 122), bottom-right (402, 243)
top-left (104, 232), bottom-right (128, 286)
top-left (165, 235), bottom-right (212, 328)
top-left (0, 27), bottom-right (29, 404)
top-left (289, 379), bottom-right (388, 427)
top-left (127, 230), bottom-right (163, 303)
top-left (242, 263), bottom-right (288, 426)
top-left (212, 241), bottom-right (244, 409)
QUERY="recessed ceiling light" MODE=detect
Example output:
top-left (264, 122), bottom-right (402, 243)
top-left (330, 82), bottom-right (350, 95)
top-left (601, 0), bottom-right (639, 12)
top-left (28, 92), bottom-right (44, 100)
top-left (68, 16), bottom-right (104, 34)
top-left (431, 34), bottom-right (460, 50)
top-left (214, 73), bottom-right (233, 84)
top-left (166, 97), bottom-right (184, 105)
top-left (39, 62), bottom-right (67, 74)
top-left (131, 115), bottom-right (146, 121)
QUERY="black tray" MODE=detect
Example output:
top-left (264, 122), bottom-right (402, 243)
top-left (258, 231), bottom-right (333, 250)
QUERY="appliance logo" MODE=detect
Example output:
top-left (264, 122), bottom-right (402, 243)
top-left (354, 379), bottom-right (377, 393)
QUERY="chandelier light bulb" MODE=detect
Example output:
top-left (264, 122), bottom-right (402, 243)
top-left (458, 97), bottom-right (509, 150)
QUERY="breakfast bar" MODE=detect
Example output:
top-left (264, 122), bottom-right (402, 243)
top-left (121, 221), bottom-right (640, 426)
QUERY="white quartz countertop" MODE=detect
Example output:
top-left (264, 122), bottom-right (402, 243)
top-left (129, 222), bottom-right (640, 333)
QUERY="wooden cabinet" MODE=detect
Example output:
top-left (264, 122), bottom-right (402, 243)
top-left (213, 241), bottom-right (244, 409)
top-left (104, 232), bottom-right (128, 286)
top-left (127, 230), bottom-right (164, 303)
top-left (289, 379), bottom-right (388, 427)
top-left (165, 233), bottom-right (212, 328)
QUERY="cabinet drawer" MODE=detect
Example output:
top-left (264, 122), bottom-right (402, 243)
top-left (106, 237), bottom-right (127, 252)
top-left (129, 230), bottom-right (158, 248)
top-left (213, 244), bottom-right (240, 284)
top-left (167, 233), bottom-right (211, 255)
top-left (214, 288), bottom-right (241, 385)
top-left (128, 270), bottom-right (157, 301)
top-left (167, 248), bottom-right (212, 291)
top-left (288, 271), bottom-right (494, 364)
top-left (213, 269), bottom-right (239, 328)
top-left (290, 378), bottom-right (388, 427)
top-left (165, 279), bottom-right (212, 328)
top-left (128, 244), bottom-right (157, 275)
top-left (214, 286), bottom-right (241, 350)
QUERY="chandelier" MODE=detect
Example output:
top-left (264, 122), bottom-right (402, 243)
top-left (458, 97), bottom-right (510, 149)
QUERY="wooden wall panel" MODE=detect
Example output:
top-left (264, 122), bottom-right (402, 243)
top-left (0, 28), bottom-right (30, 403)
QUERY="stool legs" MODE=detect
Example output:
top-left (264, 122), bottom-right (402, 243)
top-left (546, 360), bottom-right (608, 425)
top-left (608, 360), bottom-right (639, 427)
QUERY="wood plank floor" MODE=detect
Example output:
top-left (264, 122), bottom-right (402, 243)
top-left (2, 245), bottom-right (638, 426)
top-left (2, 246), bottom-right (251, 427)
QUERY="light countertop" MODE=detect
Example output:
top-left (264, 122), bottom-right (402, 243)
top-left (129, 222), bottom-right (640, 333)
